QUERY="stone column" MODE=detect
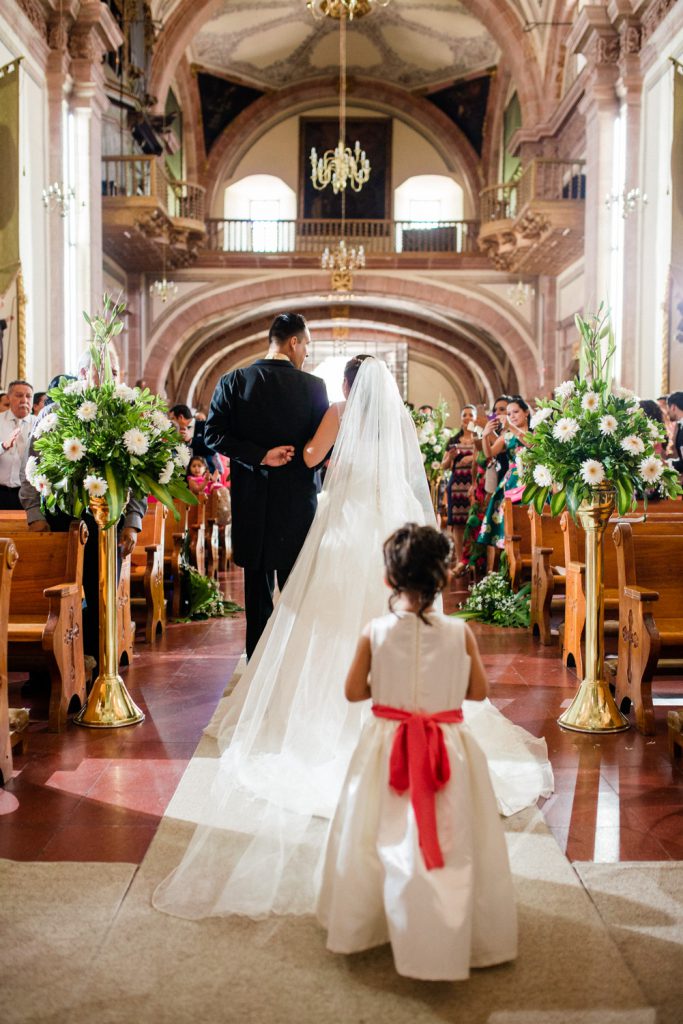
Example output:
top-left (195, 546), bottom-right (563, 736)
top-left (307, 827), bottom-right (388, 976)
top-left (67, 1), bottom-right (122, 324)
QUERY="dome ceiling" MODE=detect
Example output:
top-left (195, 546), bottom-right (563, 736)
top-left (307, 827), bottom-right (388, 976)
top-left (189, 0), bottom-right (499, 92)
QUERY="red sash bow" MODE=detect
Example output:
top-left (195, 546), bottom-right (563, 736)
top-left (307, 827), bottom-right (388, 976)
top-left (372, 704), bottom-right (464, 870)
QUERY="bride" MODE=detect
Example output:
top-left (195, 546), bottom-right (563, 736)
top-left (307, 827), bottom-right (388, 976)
top-left (153, 356), bottom-right (553, 921)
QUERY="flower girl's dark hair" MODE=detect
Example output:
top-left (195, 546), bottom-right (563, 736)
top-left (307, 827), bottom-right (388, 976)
top-left (383, 523), bottom-right (451, 623)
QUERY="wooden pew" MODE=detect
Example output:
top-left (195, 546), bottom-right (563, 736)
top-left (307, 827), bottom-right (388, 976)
top-left (187, 496), bottom-right (206, 576)
top-left (130, 502), bottom-right (166, 643)
top-left (528, 507), bottom-right (567, 644)
top-left (163, 499), bottom-right (188, 619)
top-left (1, 521), bottom-right (88, 732)
top-left (117, 554), bottom-right (135, 665)
top-left (612, 521), bottom-right (683, 735)
top-left (503, 498), bottom-right (532, 591)
top-left (205, 486), bottom-right (231, 578)
top-left (0, 539), bottom-right (18, 785)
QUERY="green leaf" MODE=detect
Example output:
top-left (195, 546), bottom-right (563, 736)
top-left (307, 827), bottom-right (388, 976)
top-left (550, 489), bottom-right (567, 516)
top-left (533, 487), bottom-right (548, 514)
top-left (138, 471), bottom-right (178, 517)
top-left (104, 463), bottom-right (123, 526)
top-left (522, 483), bottom-right (539, 505)
top-left (167, 478), bottom-right (198, 504)
top-left (566, 485), bottom-right (581, 520)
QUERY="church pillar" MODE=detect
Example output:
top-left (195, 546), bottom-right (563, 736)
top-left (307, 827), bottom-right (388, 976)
top-left (568, 8), bottom-right (620, 323)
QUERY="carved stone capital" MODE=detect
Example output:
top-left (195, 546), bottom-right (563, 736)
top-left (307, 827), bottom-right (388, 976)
top-left (16, 0), bottom-right (47, 40)
top-left (621, 23), bottom-right (642, 56)
top-left (596, 35), bottom-right (621, 65)
top-left (642, 0), bottom-right (677, 43)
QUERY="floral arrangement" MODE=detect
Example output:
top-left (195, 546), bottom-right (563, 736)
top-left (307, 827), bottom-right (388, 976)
top-left (26, 295), bottom-right (196, 526)
top-left (519, 306), bottom-right (682, 517)
top-left (454, 570), bottom-right (531, 628)
top-left (410, 399), bottom-right (452, 481)
top-left (178, 562), bottom-right (243, 621)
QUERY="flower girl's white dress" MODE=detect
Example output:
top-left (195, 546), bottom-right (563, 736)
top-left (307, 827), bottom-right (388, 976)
top-left (317, 611), bottom-right (518, 981)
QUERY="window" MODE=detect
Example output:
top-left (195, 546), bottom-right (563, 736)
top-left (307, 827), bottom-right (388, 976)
top-left (223, 175), bottom-right (296, 252)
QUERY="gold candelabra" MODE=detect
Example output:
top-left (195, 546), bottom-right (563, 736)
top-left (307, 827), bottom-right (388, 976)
top-left (307, 0), bottom-right (389, 21)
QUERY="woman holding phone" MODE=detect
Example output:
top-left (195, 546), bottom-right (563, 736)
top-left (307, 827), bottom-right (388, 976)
top-left (477, 395), bottom-right (531, 572)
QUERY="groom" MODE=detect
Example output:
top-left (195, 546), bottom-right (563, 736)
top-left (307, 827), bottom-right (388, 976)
top-left (205, 313), bottom-right (329, 659)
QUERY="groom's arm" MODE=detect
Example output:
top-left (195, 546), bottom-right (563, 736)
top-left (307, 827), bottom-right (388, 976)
top-left (205, 372), bottom-right (269, 469)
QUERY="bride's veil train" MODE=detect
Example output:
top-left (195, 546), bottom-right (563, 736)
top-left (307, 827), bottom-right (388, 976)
top-left (153, 358), bottom-right (553, 921)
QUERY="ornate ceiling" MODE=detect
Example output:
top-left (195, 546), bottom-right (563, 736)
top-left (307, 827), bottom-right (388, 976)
top-left (188, 0), bottom-right (500, 92)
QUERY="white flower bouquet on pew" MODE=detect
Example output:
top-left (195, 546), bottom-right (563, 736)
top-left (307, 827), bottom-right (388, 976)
top-left (27, 294), bottom-right (196, 526)
top-left (519, 305), bottom-right (682, 517)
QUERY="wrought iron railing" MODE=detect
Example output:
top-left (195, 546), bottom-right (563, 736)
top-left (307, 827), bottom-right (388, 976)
top-left (101, 155), bottom-right (205, 223)
top-left (204, 218), bottom-right (480, 255)
top-left (480, 159), bottom-right (586, 222)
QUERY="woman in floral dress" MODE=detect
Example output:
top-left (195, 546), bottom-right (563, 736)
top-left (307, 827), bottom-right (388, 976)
top-left (442, 405), bottom-right (477, 563)
top-left (478, 396), bottom-right (531, 572)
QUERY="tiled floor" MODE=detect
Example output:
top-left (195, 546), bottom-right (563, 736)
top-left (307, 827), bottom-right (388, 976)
top-left (2, 570), bottom-right (682, 863)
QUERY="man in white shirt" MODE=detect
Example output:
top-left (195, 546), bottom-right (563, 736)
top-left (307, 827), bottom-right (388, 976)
top-left (0, 379), bottom-right (35, 509)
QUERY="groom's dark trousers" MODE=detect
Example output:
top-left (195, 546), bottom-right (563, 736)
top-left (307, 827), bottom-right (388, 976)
top-left (205, 359), bottom-right (328, 659)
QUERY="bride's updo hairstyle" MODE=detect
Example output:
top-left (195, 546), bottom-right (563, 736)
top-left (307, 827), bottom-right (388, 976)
top-left (383, 523), bottom-right (451, 623)
top-left (343, 353), bottom-right (373, 391)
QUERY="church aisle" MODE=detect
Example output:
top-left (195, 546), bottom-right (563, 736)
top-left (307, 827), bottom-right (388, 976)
top-left (1, 569), bottom-right (681, 864)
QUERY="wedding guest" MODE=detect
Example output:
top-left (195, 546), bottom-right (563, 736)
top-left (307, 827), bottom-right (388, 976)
top-left (187, 456), bottom-right (222, 497)
top-left (667, 391), bottom-right (683, 474)
top-left (0, 391), bottom-right (9, 413)
top-left (317, 523), bottom-right (517, 980)
top-left (169, 403), bottom-right (219, 477)
top-left (478, 395), bottom-right (531, 572)
top-left (0, 379), bottom-right (35, 509)
top-left (32, 391), bottom-right (46, 416)
top-left (441, 404), bottom-right (477, 567)
top-left (639, 400), bottom-right (667, 457)
top-left (454, 402), bottom-right (494, 579)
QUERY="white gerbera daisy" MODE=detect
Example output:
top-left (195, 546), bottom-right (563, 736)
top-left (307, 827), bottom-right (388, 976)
top-left (151, 409), bottom-right (171, 432)
top-left (581, 391), bottom-right (600, 413)
top-left (430, 460), bottom-right (441, 471)
top-left (580, 459), bottom-right (606, 486)
top-left (554, 380), bottom-right (575, 402)
top-left (533, 464), bottom-right (554, 488)
top-left (598, 414), bottom-right (618, 435)
top-left (529, 407), bottom-right (553, 429)
top-left (123, 428), bottom-right (150, 456)
top-left (638, 455), bottom-right (664, 484)
top-left (552, 417), bottom-right (580, 443)
top-left (174, 442), bottom-right (192, 468)
top-left (83, 474), bottom-right (107, 497)
top-left (33, 474), bottom-right (52, 496)
top-left (114, 383), bottom-right (137, 403)
top-left (63, 437), bottom-right (86, 462)
top-left (76, 400), bottom-right (98, 422)
top-left (158, 460), bottom-right (175, 485)
top-left (24, 455), bottom-right (39, 485)
top-left (34, 412), bottom-right (58, 437)
top-left (620, 434), bottom-right (645, 456)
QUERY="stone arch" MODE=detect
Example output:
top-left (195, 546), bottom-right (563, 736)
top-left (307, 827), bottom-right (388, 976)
top-left (143, 273), bottom-right (538, 400)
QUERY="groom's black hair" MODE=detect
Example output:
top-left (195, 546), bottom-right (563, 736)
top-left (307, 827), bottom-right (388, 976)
top-left (269, 313), bottom-right (307, 347)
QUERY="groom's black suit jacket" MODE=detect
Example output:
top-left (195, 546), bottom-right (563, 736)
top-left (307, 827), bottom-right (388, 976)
top-left (205, 359), bottom-right (329, 569)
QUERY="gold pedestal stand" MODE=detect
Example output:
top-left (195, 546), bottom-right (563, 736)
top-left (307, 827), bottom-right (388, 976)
top-left (559, 486), bottom-right (629, 733)
top-left (74, 498), bottom-right (144, 728)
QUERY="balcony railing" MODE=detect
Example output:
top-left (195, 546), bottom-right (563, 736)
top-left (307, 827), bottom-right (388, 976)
top-left (101, 155), bottom-right (205, 223)
top-left (204, 218), bottom-right (480, 255)
top-left (480, 159), bottom-right (586, 222)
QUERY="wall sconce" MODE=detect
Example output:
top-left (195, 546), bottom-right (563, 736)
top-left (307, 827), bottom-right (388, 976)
top-left (605, 187), bottom-right (648, 219)
top-left (42, 181), bottom-right (75, 217)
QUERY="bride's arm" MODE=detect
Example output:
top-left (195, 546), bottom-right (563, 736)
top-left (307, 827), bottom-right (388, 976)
top-left (303, 403), bottom-right (342, 468)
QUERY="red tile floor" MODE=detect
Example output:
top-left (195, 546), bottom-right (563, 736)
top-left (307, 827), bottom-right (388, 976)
top-left (2, 569), bottom-right (682, 863)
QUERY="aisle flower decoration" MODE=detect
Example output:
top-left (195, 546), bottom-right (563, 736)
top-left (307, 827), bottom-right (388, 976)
top-left (28, 294), bottom-right (196, 526)
top-left (519, 305), bottom-right (681, 517)
top-left (410, 399), bottom-right (452, 481)
top-left (454, 570), bottom-right (531, 629)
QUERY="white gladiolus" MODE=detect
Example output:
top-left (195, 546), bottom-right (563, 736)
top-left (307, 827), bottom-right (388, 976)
top-left (580, 459), bottom-right (606, 486)
top-left (63, 437), bottom-right (86, 462)
top-left (620, 434), bottom-right (645, 455)
top-left (151, 410), bottom-right (171, 432)
top-left (533, 464), bottom-right (553, 488)
top-left (554, 380), bottom-right (575, 401)
top-left (638, 455), bottom-right (664, 483)
top-left (552, 417), bottom-right (580, 443)
top-left (175, 443), bottom-right (192, 468)
top-left (34, 412), bottom-right (58, 437)
top-left (84, 474), bottom-right (107, 497)
top-left (158, 460), bottom-right (175, 485)
top-left (598, 414), bottom-right (618, 435)
top-left (581, 391), bottom-right (600, 413)
top-left (613, 385), bottom-right (635, 401)
top-left (123, 428), bottom-right (150, 456)
top-left (63, 379), bottom-right (86, 395)
top-left (648, 421), bottom-right (663, 440)
top-left (114, 383), bottom-right (137, 403)
top-left (24, 455), bottom-right (39, 485)
top-left (529, 407), bottom-right (553, 429)
top-left (33, 474), bottom-right (52, 496)
top-left (76, 400), bottom-right (98, 422)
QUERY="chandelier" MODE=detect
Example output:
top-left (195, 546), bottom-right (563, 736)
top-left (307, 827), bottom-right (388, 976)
top-left (307, 0), bottom-right (390, 20)
top-left (322, 238), bottom-right (365, 292)
top-left (309, 9), bottom-right (370, 193)
top-left (507, 280), bottom-right (534, 308)
top-left (42, 181), bottom-right (75, 217)
top-left (149, 276), bottom-right (178, 303)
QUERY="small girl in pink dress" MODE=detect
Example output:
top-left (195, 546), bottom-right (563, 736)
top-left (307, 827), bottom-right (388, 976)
top-left (317, 523), bottom-right (518, 981)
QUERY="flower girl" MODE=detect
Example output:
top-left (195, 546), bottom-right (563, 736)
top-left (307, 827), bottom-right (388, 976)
top-left (316, 523), bottom-right (518, 981)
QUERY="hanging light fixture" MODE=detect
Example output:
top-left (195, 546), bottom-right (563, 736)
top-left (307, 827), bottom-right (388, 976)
top-left (322, 238), bottom-right (365, 292)
top-left (42, 181), bottom-right (75, 218)
top-left (309, 9), bottom-right (371, 193)
top-left (149, 242), bottom-right (177, 304)
top-left (507, 279), bottom-right (534, 308)
top-left (307, 0), bottom-right (390, 19)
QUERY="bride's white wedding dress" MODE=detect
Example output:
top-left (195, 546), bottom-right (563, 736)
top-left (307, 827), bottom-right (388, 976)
top-left (153, 359), bottom-right (553, 921)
